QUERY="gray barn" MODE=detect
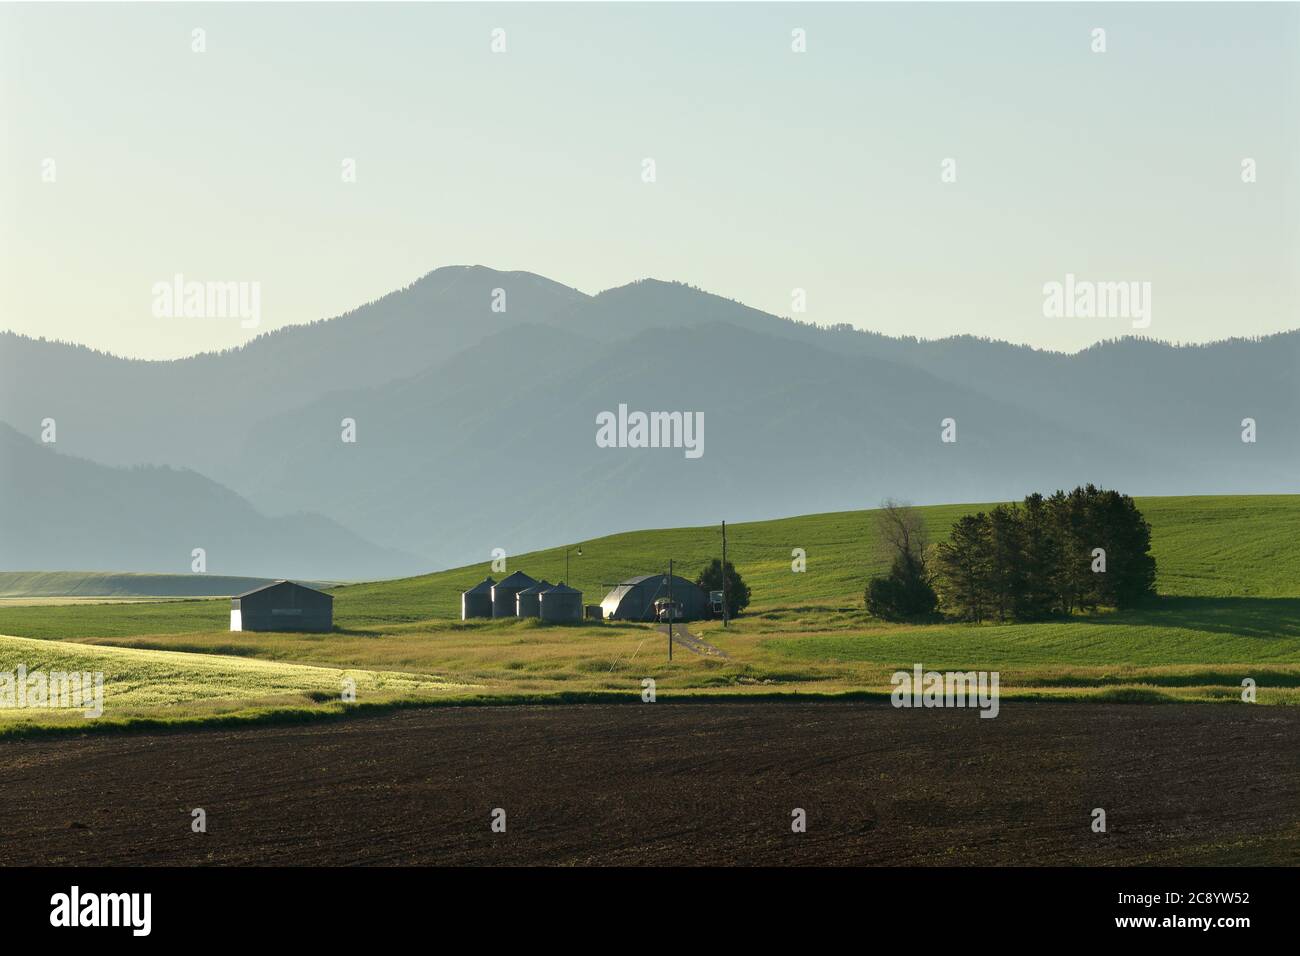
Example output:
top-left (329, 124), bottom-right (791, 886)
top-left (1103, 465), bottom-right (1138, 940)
top-left (231, 580), bottom-right (333, 633)
top-left (599, 574), bottom-right (709, 622)
top-left (461, 576), bottom-right (496, 620)
top-left (515, 580), bottom-right (554, 618)
top-left (491, 570), bottom-right (538, 618)
top-left (539, 582), bottom-right (583, 623)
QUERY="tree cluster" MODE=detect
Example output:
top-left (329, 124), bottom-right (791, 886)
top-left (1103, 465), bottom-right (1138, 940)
top-left (866, 487), bottom-right (1156, 623)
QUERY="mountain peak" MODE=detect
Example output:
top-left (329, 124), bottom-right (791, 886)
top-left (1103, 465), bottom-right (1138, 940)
top-left (413, 264), bottom-right (589, 300)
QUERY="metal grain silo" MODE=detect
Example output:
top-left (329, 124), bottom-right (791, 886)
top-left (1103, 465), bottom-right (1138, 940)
top-left (539, 581), bottom-right (583, 623)
top-left (514, 580), bottom-right (553, 618)
top-left (461, 576), bottom-right (496, 620)
top-left (491, 570), bottom-right (538, 618)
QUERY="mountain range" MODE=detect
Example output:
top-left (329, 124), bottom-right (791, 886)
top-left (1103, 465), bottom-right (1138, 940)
top-left (2, 265), bottom-right (1296, 578)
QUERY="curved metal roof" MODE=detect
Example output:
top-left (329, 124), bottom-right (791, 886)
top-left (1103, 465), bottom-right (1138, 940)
top-left (600, 574), bottom-right (702, 606)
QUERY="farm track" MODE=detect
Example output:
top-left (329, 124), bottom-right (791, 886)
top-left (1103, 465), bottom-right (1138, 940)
top-left (657, 623), bottom-right (729, 659)
top-left (1, 702), bottom-right (1297, 866)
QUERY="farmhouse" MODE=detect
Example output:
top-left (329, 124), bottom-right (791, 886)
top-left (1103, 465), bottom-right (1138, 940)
top-left (230, 580), bottom-right (333, 632)
top-left (600, 574), bottom-right (709, 622)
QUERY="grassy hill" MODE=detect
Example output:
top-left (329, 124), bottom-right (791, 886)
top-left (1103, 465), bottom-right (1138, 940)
top-left (2, 495), bottom-right (1297, 637)
top-left (336, 493), bottom-right (1300, 618)
top-left (0, 633), bottom-right (472, 734)
top-left (0, 571), bottom-right (335, 600)
top-left (0, 495), bottom-right (1296, 726)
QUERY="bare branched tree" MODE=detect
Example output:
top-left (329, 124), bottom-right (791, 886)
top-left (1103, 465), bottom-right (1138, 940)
top-left (876, 499), bottom-right (928, 571)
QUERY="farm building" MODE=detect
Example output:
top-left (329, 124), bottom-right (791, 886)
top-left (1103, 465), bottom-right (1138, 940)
top-left (460, 576), bottom-right (496, 620)
top-left (491, 570), bottom-right (538, 618)
top-left (231, 580), bottom-right (333, 633)
top-left (515, 580), bottom-right (554, 618)
top-left (599, 574), bottom-right (709, 622)
top-left (539, 582), bottom-right (583, 622)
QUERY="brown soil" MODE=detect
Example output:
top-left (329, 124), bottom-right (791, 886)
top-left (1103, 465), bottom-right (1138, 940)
top-left (2, 702), bottom-right (1297, 866)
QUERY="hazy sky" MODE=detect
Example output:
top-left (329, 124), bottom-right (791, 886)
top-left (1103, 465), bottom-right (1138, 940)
top-left (3, 2), bottom-right (1297, 359)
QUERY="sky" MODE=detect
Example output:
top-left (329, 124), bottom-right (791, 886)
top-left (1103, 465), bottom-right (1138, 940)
top-left (2, 2), bottom-right (1298, 359)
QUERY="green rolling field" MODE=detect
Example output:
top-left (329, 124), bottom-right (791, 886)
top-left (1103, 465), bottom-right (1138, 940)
top-left (0, 494), bottom-right (1297, 730)
top-left (0, 571), bottom-right (336, 601)
top-left (0, 633), bottom-right (473, 735)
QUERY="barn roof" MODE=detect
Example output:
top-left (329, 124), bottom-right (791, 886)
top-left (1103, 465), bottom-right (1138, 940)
top-left (600, 573), bottom-right (707, 621)
top-left (608, 574), bottom-right (701, 591)
top-left (234, 580), bottom-right (332, 601)
top-left (616, 574), bottom-right (663, 587)
top-left (601, 574), bottom-right (703, 606)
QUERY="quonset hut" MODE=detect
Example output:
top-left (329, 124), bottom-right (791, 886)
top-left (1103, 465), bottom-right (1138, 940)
top-left (231, 580), bottom-right (333, 633)
top-left (491, 570), bottom-right (538, 618)
top-left (461, 577), bottom-right (496, 620)
top-left (539, 582), bottom-right (583, 623)
top-left (515, 580), bottom-right (553, 618)
top-left (599, 574), bottom-right (709, 622)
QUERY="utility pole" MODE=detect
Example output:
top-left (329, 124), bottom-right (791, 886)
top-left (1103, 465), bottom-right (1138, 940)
top-left (667, 559), bottom-right (673, 661)
top-left (722, 520), bottom-right (729, 628)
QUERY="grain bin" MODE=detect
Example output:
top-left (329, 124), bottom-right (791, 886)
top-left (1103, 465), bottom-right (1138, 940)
top-left (539, 581), bottom-right (583, 623)
top-left (514, 580), bottom-right (553, 618)
top-left (460, 576), bottom-right (496, 620)
top-left (491, 570), bottom-right (538, 618)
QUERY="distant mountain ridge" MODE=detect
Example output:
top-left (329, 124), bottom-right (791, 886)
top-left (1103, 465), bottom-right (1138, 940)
top-left (0, 422), bottom-right (415, 578)
top-left (0, 571), bottom-right (333, 599)
top-left (2, 265), bottom-right (1296, 577)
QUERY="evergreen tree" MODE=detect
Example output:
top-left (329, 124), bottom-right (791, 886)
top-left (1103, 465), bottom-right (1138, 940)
top-left (696, 558), bottom-right (751, 617)
top-left (930, 485), bottom-right (1157, 621)
top-left (865, 551), bottom-right (938, 621)
top-left (1019, 493), bottom-right (1062, 620)
top-left (1048, 488), bottom-right (1095, 613)
top-left (933, 513), bottom-right (992, 621)
top-left (986, 504), bottom-right (1028, 621)
top-left (1085, 488), bottom-right (1156, 608)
